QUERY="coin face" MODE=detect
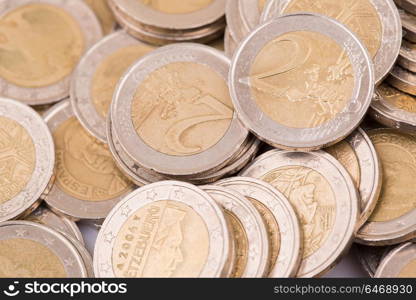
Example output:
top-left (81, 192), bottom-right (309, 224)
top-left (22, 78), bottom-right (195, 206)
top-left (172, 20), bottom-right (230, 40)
top-left (218, 177), bottom-right (302, 278)
top-left (240, 150), bottom-right (359, 277)
top-left (94, 181), bottom-right (230, 277)
top-left (230, 14), bottom-right (374, 150)
top-left (375, 243), bottom-right (416, 277)
top-left (201, 185), bottom-right (269, 278)
top-left (84, 0), bottom-right (116, 34)
top-left (261, 0), bottom-right (401, 84)
top-left (71, 31), bottom-right (155, 143)
top-left (371, 83), bottom-right (416, 131)
top-left (0, 98), bottom-right (54, 222)
top-left (0, 0), bottom-right (102, 105)
top-left (357, 129), bottom-right (416, 245)
top-left (44, 100), bottom-right (134, 220)
top-left (0, 221), bottom-right (87, 277)
top-left (326, 128), bottom-right (382, 229)
top-left (111, 44), bottom-right (248, 176)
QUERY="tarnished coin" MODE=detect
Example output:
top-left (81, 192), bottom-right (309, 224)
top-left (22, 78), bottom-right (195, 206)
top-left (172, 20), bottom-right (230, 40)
top-left (261, 0), bottom-right (401, 84)
top-left (355, 244), bottom-right (393, 277)
top-left (0, 0), bottom-right (102, 105)
top-left (326, 128), bottom-right (382, 229)
top-left (111, 43), bottom-right (248, 176)
top-left (44, 100), bottom-right (135, 220)
top-left (84, 0), bottom-right (116, 35)
top-left (375, 242), bottom-right (416, 277)
top-left (0, 98), bottom-right (55, 222)
top-left (201, 185), bottom-right (269, 278)
top-left (395, 0), bottom-right (416, 14)
top-left (400, 8), bottom-right (416, 43)
top-left (26, 206), bottom-right (84, 246)
top-left (71, 31), bottom-right (155, 143)
top-left (371, 83), bottom-right (416, 132)
top-left (217, 177), bottom-right (302, 278)
top-left (357, 129), bottom-right (416, 245)
top-left (0, 221), bottom-right (87, 277)
top-left (398, 40), bottom-right (416, 72)
top-left (388, 65), bottom-right (416, 95)
top-left (230, 14), bottom-right (374, 150)
top-left (240, 150), bottom-right (359, 277)
top-left (94, 181), bottom-right (230, 278)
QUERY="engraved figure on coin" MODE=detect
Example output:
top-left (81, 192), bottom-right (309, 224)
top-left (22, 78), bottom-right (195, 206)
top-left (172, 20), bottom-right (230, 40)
top-left (132, 62), bottom-right (233, 156)
top-left (0, 118), bottom-right (35, 204)
top-left (262, 166), bottom-right (336, 258)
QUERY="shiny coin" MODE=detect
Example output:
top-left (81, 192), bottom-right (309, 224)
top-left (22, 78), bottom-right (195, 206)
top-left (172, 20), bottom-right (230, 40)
top-left (357, 129), bottom-right (416, 245)
top-left (398, 40), bottom-right (416, 72)
top-left (388, 65), bottom-right (416, 96)
top-left (400, 8), bottom-right (416, 43)
top-left (94, 181), bottom-right (230, 278)
top-left (0, 98), bottom-right (55, 222)
top-left (230, 13), bottom-right (374, 151)
top-left (375, 242), bottom-right (416, 277)
top-left (111, 43), bottom-right (248, 176)
top-left (326, 128), bottom-right (382, 229)
top-left (44, 100), bottom-right (135, 220)
top-left (0, 221), bottom-right (87, 277)
top-left (371, 83), bottom-right (416, 132)
top-left (26, 206), bottom-right (84, 246)
top-left (84, 0), bottom-right (116, 35)
top-left (240, 150), bottom-right (359, 277)
top-left (0, 0), bottom-right (102, 105)
top-left (218, 177), bottom-right (302, 278)
top-left (71, 31), bottom-right (155, 143)
top-left (61, 231), bottom-right (94, 277)
top-left (261, 0), bottom-right (401, 84)
top-left (201, 185), bottom-right (269, 278)
top-left (355, 244), bottom-right (393, 277)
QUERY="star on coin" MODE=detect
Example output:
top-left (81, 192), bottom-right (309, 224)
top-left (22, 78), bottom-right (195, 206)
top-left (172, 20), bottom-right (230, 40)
top-left (101, 263), bottom-right (112, 274)
top-left (43, 237), bottom-right (55, 247)
top-left (104, 231), bottom-right (116, 244)
top-left (171, 188), bottom-right (184, 200)
top-left (146, 190), bottom-right (157, 201)
top-left (64, 258), bottom-right (75, 268)
top-left (132, 164), bottom-right (141, 172)
top-left (121, 205), bottom-right (132, 217)
top-left (15, 229), bottom-right (27, 237)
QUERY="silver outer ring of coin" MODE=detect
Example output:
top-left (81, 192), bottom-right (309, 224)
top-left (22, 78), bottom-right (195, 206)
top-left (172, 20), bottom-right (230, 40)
top-left (44, 100), bottom-right (135, 220)
top-left (400, 8), bottom-right (416, 43)
top-left (224, 27), bottom-right (238, 58)
top-left (226, 0), bottom-right (249, 43)
top-left (217, 177), bottom-right (302, 278)
top-left (71, 31), bottom-right (153, 143)
top-left (398, 40), bottom-right (416, 73)
top-left (0, 221), bottom-right (88, 277)
top-left (94, 181), bottom-right (230, 278)
top-left (394, 0), bottom-right (416, 14)
top-left (111, 43), bottom-right (248, 176)
top-left (229, 13), bottom-right (374, 151)
top-left (240, 150), bottom-right (359, 278)
top-left (27, 206), bottom-right (85, 246)
top-left (370, 84), bottom-right (416, 131)
top-left (0, 98), bottom-right (55, 222)
top-left (201, 185), bottom-right (270, 278)
top-left (108, 0), bottom-right (225, 31)
top-left (345, 128), bottom-right (382, 229)
top-left (375, 242), bottom-right (416, 277)
top-left (0, 0), bottom-right (102, 105)
top-left (261, 0), bottom-right (401, 84)
top-left (239, 0), bottom-right (263, 34)
top-left (356, 129), bottom-right (416, 246)
top-left (388, 65), bottom-right (416, 95)
top-left (354, 244), bottom-right (393, 278)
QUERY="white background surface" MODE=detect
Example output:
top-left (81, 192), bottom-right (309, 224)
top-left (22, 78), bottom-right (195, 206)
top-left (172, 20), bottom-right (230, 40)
top-left (78, 220), bottom-right (369, 278)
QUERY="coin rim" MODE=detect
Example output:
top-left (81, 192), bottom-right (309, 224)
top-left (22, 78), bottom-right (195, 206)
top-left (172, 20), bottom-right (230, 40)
top-left (375, 242), bottom-right (416, 277)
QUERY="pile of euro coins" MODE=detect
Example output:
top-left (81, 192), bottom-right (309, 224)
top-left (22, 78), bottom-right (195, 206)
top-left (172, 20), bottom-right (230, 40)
top-left (0, 0), bottom-right (415, 279)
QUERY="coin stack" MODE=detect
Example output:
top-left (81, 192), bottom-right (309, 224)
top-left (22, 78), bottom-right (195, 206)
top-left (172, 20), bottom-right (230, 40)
top-left (0, 0), bottom-right (416, 279)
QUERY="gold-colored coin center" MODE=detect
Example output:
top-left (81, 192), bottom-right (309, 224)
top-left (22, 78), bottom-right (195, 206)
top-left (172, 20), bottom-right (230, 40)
top-left (92, 44), bottom-right (154, 118)
top-left (54, 117), bottom-right (132, 202)
top-left (140, 0), bottom-right (213, 14)
top-left (0, 238), bottom-right (66, 278)
top-left (258, 0), bottom-right (267, 11)
top-left (132, 61), bottom-right (233, 156)
top-left (378, 84), bottom-right (416, 113)
top-left (250, 31), bottom-right (353, 128)
top-left (398, 259), bottom-right (416, 278)
top-left (0, 117), bottom-right (35, 205)
top-left (112, 200), bottom-right (210, 277)
top-left (0, 3), bottom-right (85, 88)
top-left (262, 166), bottom-right (336, 259)
top-left (369, 131), bottom-right (416, 222)
top-left (283, 0), bottom-right (382, 58)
